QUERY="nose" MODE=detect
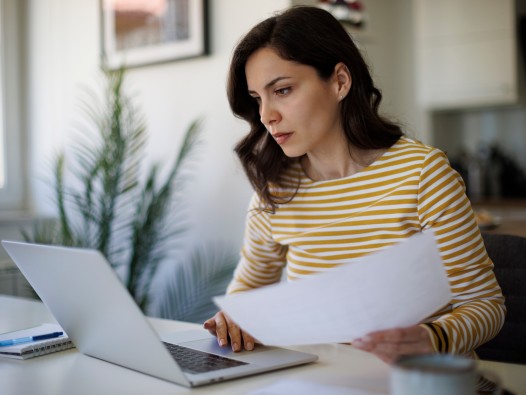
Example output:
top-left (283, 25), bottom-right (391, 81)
top-left (259, 100), bottom-right (280, 129)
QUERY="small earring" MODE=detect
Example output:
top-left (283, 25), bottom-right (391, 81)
top-left (340, 95), bottom-right (344, 100)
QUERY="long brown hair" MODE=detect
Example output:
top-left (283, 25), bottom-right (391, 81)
top-left (228, 6), bottom-right (403, 212)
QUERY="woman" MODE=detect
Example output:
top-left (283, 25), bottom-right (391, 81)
top-left (204, 6), bottom-right (505, 364)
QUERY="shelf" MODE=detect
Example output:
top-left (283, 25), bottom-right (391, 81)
top-left (472, 198), bottom-right (526, 209)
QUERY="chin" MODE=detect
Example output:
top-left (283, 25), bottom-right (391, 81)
top-left (280, 147), bottom-right (305, 158)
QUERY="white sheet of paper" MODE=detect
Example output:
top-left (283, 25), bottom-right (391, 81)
top-left (214, 231), bottom-right (451, 346)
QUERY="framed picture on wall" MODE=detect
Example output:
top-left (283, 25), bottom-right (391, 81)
top-left (101, 0), bottom-right (209, 69)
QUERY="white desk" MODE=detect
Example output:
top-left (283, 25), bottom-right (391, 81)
top-left (0, 295), bottom-right (525, 395)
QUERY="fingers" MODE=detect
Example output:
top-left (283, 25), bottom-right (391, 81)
top-left (203, 311), bottom-right (255, 352)
top-left (203, 317), bottom-right (217, 336)
top-left (242, 331), bottom-right (256, 351)
top-left (226, 315), bottom-right (243, 351)
top-left (213, 311), bottom-right (231, 348)
top-left (353, 325), bottom-right (433, 364)
top-left (365, 326), bottom-right (429, 343)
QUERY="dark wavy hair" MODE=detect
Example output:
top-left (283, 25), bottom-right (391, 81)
top-left (228, 6), bottom-right (403, 212)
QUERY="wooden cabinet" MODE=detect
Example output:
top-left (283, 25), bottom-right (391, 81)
top-left (415, 0), bottom-right (518, 109)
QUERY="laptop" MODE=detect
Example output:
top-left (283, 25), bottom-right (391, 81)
top-left (2, 240), bottom-right (317, 387)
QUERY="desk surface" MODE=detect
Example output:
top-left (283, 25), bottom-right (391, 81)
top-left (0, 295), bottom-right (525, 395)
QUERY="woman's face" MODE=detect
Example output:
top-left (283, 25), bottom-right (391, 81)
top-left (245, 47), bottom-right (345, 159)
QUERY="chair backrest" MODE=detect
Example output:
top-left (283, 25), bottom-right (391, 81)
top-left (475, 232), bottom-right (526, 364)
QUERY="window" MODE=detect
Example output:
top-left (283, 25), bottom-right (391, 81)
top-left (0, 15), bottom-right (4, 188)
top-left (0, 0), bottom-right (25, 211)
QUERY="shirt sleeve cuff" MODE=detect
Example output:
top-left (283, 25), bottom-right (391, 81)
top-left (420, 323), bottom-right (447, 353)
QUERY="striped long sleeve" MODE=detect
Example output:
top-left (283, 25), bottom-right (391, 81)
top-left (226, 137), bottom-right (506, 355)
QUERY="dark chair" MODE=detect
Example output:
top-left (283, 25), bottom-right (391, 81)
top-left (475, 232), bottom-right (526, 364)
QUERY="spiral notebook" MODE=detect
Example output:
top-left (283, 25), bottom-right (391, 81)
top-left (0, 323), bottom-right (74, 360)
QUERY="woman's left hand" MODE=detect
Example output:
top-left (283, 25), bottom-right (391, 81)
top-left (352, 325), bottom-right (433, 364)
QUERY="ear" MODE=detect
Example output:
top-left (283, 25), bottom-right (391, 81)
top-left (333, 62), bottom-right (351, 101)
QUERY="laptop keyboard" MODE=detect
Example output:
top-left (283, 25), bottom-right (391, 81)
top-left (163, 342), bottom-right (248, 374)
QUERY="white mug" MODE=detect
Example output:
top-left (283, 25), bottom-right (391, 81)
top-left (390, 354), bottom-right (501, 395)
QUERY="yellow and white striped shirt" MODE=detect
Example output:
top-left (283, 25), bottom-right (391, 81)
top-left (227, 137), bottom-right (505, 355)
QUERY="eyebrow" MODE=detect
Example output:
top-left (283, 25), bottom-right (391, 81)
top-left (247, 76), bottom-right (291, 95)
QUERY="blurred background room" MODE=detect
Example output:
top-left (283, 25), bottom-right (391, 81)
top-left (0, 0), bottom-right (525, 320)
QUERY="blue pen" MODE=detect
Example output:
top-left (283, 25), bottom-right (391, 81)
top-left (0, 331), bottom-right (63, 347)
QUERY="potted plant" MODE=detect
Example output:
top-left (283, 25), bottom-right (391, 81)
top-left (24, 67), bottom-right (236, 319)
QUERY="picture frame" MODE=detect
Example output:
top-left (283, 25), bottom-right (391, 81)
top-left (101, 0), bottom-right (209, 69)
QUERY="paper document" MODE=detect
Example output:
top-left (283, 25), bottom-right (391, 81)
top-left (214, 231), bottom-right (451, 346)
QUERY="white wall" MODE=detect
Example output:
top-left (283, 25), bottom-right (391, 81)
top-left (351, 0), bottom-right (425, 140)
top-left (24, 0), bottom-right (290, 249)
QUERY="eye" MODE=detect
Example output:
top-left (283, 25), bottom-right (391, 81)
top-left (275, 87), bottom-right (291, 96)
top-left (250, 96), bottom-right (261, 104)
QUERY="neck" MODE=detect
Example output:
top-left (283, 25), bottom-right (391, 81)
top-left (302, 146), bottom-right (384, 181)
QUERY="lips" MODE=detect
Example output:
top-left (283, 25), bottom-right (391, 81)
top-left (272, 132), bottom-right (293, 145)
